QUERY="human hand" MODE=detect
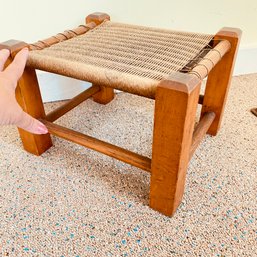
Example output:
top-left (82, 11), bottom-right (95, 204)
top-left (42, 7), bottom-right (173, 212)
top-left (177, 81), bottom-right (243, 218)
top-left (0, 48), bottom-right (48, 134)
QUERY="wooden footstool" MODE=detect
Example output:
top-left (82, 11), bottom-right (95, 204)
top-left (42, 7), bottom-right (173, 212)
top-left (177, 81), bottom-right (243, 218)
top-left (0, 12), bottom-right (241, 216)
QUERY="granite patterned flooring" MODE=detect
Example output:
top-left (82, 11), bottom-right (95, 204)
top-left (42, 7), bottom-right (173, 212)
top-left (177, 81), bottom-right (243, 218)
top-left (0, 74), bottom-right (256, 256)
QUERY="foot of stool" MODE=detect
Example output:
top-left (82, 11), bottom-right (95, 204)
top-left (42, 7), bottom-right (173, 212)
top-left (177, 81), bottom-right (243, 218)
top-left (150, 73), bottom-right (201, 216)
top-left (16, 68), bottom-right (52, 155)
top-left (92, 85), bottom-right (115, 104)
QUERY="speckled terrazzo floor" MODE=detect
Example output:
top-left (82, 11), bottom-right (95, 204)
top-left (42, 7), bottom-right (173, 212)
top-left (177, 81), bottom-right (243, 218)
top-left (0, 74), bottom-right (257, 257)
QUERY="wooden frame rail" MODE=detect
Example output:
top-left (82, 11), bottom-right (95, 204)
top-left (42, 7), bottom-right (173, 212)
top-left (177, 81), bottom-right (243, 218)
top-left (190, 112), bottom-right (216, 158)
top-left (40, 119), bottom-right (152, 172)
top-left (46, 85), bottom-right (100, 122)
top-left (29, 22), bottom-right (97, 51)
top-left (40, 110), bottom-right (216, 174)
top-left (188, 40), bottom-right (231, 80)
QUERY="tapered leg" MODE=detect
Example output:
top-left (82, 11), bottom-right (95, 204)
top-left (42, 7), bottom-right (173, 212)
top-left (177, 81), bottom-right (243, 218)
top-left (150, 73), bottom-right (201, 216)
top-left (201, 28), bottom-right (242, 135)
top-left (16, 67), bottom-right (52, 155)
top-left (0, 40), bottom-right (52, 155)
top-left (86, 13), bottom-right (115, 105)
top-left (91, 85), bottom-right (115, 104)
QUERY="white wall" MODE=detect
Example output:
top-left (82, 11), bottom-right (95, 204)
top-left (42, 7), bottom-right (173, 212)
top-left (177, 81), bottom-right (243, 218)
top-left (1, 0), bottom-right (256, 46)
top-left (1, 0), bottom-right (256, 101)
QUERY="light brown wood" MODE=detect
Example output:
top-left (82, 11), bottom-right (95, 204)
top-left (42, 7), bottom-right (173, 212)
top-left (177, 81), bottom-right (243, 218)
top-left (190, 112), bottom-right (216, 158)
top-left (85, 13), bottom-right (115, 105)
top-left (190, 40), bottom-right (231, 79)
top-left (41, 119), bottom-right (152, 172)
top-left (0, 40), bottom-right (28, 56)
top-left (92, 85), bottom-right (115, 105)
top-left (29, 22), bottom-right (96, 50)
top-left (150, 73), bottom-right (201, 216)
top-left (201, 28), bottom-right (242, 135)
top-left (85, 12), bottom-right (110, 25)
top-left (46, 85), bottom-right (100, 122)
top-left (16, 68), bottom-right (53, 155)
top-left (0, 41), bottom-right (52, 155)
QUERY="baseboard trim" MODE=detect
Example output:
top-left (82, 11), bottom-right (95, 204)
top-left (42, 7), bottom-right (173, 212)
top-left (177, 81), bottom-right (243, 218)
top-left (37, 47), bottom-right (257, 102)
top-left (234, 46), bottom-right (257, 76)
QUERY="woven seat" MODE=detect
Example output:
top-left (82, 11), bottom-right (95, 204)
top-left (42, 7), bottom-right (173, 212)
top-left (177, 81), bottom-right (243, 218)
top-left (28, 21), bottom-right (214, 98)
top-left (0, 12), bottom-right (241, 217)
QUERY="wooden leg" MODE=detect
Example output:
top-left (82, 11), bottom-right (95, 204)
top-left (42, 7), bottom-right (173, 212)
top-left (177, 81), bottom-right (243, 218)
top-left (92, 85), bottom-right (115, 104)
top-left (0, 40), bottom-right (52, 155)
top-left (85, 13), bottom-right (115, 105)
top-left (16, 67), bottom-right (52, 155)
top-left (150, 73), bottom-right (201, 216)
top-left (201, 28), bottom-right (242, 135)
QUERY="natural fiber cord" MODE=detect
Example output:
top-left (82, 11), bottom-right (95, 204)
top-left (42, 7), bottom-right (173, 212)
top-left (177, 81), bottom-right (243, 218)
top-left (28, 21), bottom-right (214, 98)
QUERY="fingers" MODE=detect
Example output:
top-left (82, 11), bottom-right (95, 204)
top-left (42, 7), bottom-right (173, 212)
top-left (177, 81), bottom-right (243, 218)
top-left (4, 48), bottom-right (29, 86)
top-left (16, 110), bottom-right (48, 134)
top-left (0, 49), bottom-right (10, 71)
top-left (0, 48), bottom-right (47, 134)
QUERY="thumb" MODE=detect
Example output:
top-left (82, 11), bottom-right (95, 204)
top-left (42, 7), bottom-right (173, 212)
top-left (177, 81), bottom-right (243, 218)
top-left (16, 111), bottom-right (48, 134)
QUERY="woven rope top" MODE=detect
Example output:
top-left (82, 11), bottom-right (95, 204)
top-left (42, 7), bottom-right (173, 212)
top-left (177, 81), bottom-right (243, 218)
top-left (28, 21), bottom-right (214, 98)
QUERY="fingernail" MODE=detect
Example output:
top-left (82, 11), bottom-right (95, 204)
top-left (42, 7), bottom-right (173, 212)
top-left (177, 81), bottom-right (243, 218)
top-left (37, 124), bottom-right (48, 134)
top-left (21, 48), bottom-right (29, 57)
